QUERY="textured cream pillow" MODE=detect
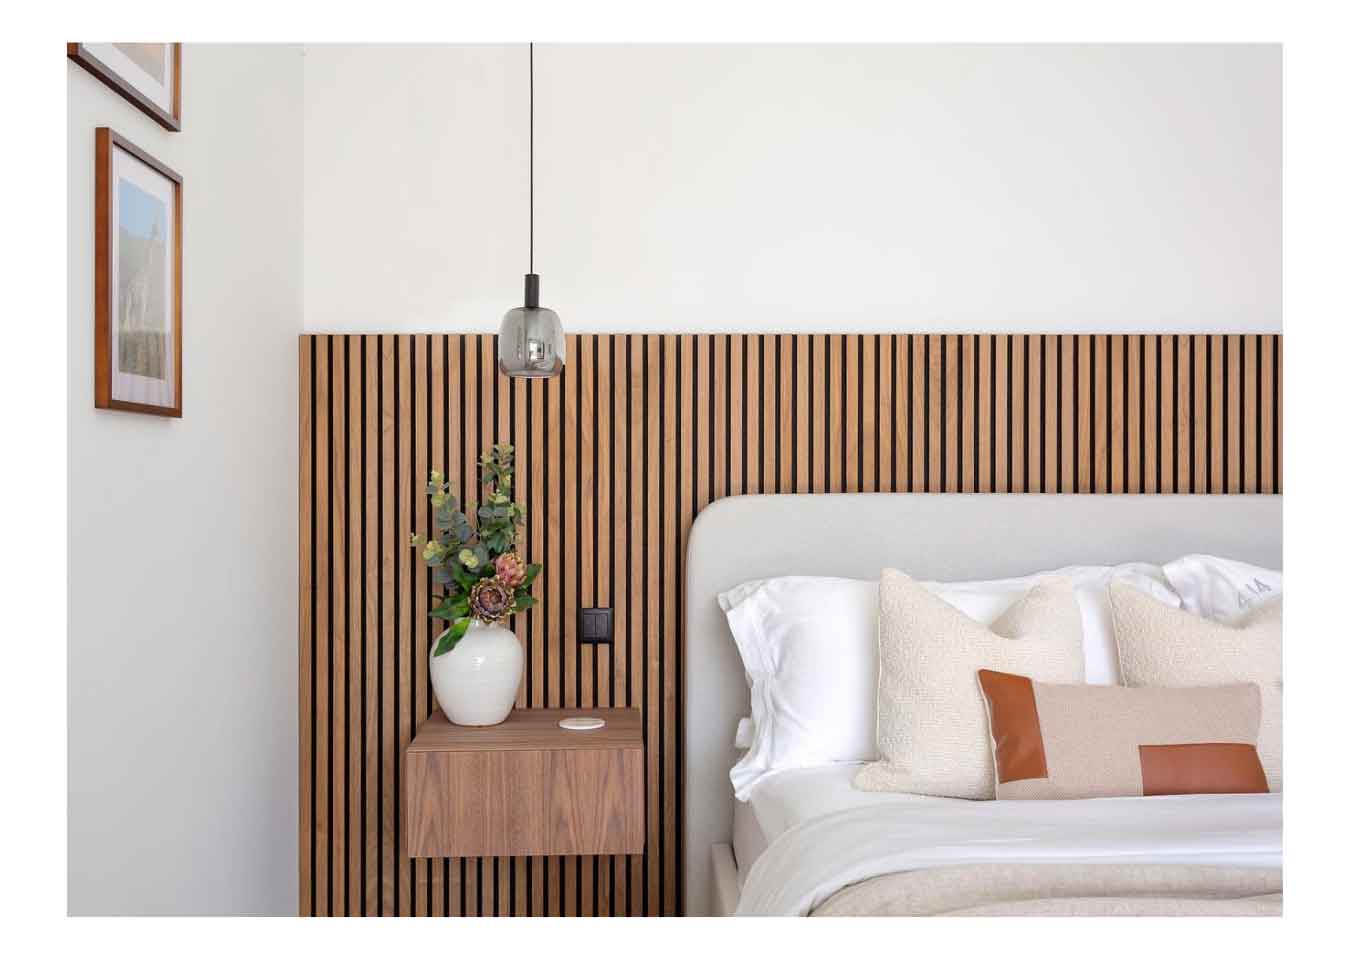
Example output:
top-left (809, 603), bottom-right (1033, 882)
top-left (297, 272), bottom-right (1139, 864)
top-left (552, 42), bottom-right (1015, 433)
top-left (855, 570), bottom-right (1085, 800)
top-left (1109, 582), bottom-right (1282, 791)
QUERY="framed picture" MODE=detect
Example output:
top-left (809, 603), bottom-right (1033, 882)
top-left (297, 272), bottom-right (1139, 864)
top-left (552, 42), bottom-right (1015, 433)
top-left (68, 43), bottom-right (181, 131)
top-left (96, 128), bottom-right (183, 418)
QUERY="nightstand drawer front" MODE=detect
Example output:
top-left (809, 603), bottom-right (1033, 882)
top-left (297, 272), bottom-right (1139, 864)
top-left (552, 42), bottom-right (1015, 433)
top-left (406, 745), bottom-right (645, 857)
top-left (547, 747), bottom-right (645, 855)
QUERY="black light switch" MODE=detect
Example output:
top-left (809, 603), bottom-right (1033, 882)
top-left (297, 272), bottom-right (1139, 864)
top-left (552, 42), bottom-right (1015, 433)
top-left (580, 608), bottom-right (612, 644)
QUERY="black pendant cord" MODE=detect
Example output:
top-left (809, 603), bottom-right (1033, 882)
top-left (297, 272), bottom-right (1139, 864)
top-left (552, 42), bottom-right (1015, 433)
top-left (529, 42), bottom-right (534, 276)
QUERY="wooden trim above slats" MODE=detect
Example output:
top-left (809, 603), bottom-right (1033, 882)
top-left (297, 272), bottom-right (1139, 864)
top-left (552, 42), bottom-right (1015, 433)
top-left (298, 332), bottom-right (1281, 917)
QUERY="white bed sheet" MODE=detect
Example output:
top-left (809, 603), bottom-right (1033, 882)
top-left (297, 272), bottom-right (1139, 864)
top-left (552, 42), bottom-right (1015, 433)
top-left (733, 762), bottom-right (966, 881)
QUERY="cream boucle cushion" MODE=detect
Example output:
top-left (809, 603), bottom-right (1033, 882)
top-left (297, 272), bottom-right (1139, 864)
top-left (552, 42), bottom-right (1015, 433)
top-left (855, 570), bottom-right (1084, 800)
top-left (1109, 582), bottom-right (1282, 791)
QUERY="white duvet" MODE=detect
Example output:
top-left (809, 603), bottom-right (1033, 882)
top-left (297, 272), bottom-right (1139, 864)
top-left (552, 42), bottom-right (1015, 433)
top-left (736, 792), bottom-right (1282, 916)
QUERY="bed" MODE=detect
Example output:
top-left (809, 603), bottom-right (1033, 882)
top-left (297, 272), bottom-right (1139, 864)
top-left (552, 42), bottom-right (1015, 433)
top-left (683, 493), bottom-right (1282, 916)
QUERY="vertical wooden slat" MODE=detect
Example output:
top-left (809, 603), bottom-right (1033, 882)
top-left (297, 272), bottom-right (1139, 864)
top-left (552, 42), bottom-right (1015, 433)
top-left (1194, 336), bottom-right (1210, 494)
top-left (623, 336), bottom-right (643, 916)
top-left (379, 336), bottom-right (395, 917)
top-left (1176, 335), bottom-right (1191, 495)
top-left (1139, 336), bottom-right (1161, 496)
top-left (1227, 336), bottom-right (1241, 495)
top-left (992, 336), bottom-right (1007, 493)
top-left (580, 334), bottom-right (597, 916)
top-left (762, 336), bottom-right (778, 494)
top-left (1243, 334), bottom-right (1258, 495)
top-left (299, 339), bottom-right (313, 917)
top-left (661, 334), bottom-right (678, 915)
top-left (778, 336), bottom-right (795, 494)
top-left (545, 340), bottom-right (563, 918)
top-left (846, 336), bottom-right (861, 492)
top-left (927, 335), bottom-right (943, 493)
top-left (979, 335), bottom-right (995, 493)
top-left (314, 337), bottom-right (330, 917)
top-left (596, 336), bottom-right (613, 915)
top-left (331, 339), bottom-right (347, 917)
top-left (1026, 336), bottom-right (1036, 491)
top-left (644, 336), bottom-right (661, 917)
top-left (1042, 336), bottom-right (1058, 493)
top-left (944, 335), bottom-right (960, 492)
top-left (909, 336), bottom-right (926, 491)
top-left (742, 336), bottom-right (758, 495)
top-left (396, 336), bottom-right (413, 916)
top-left (1109, 335), bottom-right (1125, 494)
top-left (364, 338), bottom-right (380, 916)
top-left (879, 336), bottom-right (895, 493)
top-left (428, 338), bottom-right (445, 916)
top-left (1010, 335), bottom-right (1025, 493)
top-left (409, 338), bottom-right (425, 917)
top-left (828, 335), bottom-right (844, 492)
top-left (730, 336), bottom-right (744, 496)
top-left (1161, 336), bottom-right (1175, 493)
top-left (1058, 337), bottom-right (1069, 496)
top-left (611, 336), bottom-right (629, 917)
top-left (1259, 334), bottom-right (1274, 495)
top-left (713, 335), bottom-right (727, 503)
top-left (1214, 335), bottom-right (1227, 494)
top-left (348, 340), bottom-right (364, 916)
top-left (797, 336), bottom-right (812, 494)
top-left (894, 337), bottom-right (910, 492)
top-left (862, 335), bottom-right (877, 492)
top-left (1080, 336), bottom-right (1101, 496)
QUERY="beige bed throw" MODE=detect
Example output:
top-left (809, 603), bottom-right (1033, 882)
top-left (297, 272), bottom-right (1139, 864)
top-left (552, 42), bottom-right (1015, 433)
top-left (812, 863), bottom-right (1282, 916)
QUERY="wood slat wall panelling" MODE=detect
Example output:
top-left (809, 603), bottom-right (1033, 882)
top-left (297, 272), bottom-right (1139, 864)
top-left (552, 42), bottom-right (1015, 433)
top-left (299, 332), bottom-right (1281, 916)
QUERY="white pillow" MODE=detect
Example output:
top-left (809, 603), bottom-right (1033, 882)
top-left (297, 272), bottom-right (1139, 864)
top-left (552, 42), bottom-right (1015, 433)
top-left (721, 577), bottom-right (877, 799)
top-left (1164, 554), bottom-right (1282, 623)
top-left (718, 564), bottom-right (1177, 799)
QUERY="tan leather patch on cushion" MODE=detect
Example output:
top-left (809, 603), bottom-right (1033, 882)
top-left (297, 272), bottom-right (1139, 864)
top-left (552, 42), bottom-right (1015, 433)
top-left (977, 669), bottom-right (1048, 783)
top-left (1139, 743), bottom-right (1270, 796)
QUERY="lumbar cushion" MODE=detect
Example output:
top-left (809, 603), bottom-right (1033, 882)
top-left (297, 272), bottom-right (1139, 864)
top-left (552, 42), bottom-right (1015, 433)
top-left (977, 669), bottom-right (1267, 800)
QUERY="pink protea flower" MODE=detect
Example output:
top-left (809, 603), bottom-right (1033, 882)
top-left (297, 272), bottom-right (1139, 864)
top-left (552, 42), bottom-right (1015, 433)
top-left (469, 577), bottom-right (513, 623)
top-left (494, 551), bottom-right (527, 589)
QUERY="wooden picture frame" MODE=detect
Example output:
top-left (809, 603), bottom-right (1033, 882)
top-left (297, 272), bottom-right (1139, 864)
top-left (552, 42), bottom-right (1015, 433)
top-left (69, 43), bottom-right (181, 131)
top-left (96, 128), bottom-right (183, 418)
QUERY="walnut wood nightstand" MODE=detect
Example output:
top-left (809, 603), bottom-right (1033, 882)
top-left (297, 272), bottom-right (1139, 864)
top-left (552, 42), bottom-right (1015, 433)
top-left (405, 708), bottom-right (645, 858)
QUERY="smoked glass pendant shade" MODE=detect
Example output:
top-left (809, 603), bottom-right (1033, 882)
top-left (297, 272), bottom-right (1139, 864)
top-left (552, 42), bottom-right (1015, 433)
top-left (498, 273), bottom-right (564, 378)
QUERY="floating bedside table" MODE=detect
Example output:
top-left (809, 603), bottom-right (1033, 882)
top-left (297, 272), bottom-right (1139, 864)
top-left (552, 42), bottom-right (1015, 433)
top-left (405, 708), bottom-right (645, 858)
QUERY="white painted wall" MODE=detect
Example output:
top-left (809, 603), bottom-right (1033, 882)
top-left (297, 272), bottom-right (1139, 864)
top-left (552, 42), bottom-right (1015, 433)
top-left (67, 44), bottom-right (302, 915)
top-left (303, 44), bottom-right (1280, 335)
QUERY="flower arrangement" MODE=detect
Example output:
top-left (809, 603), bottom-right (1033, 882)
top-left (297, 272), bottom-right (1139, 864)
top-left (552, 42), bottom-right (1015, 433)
top-left (409, 443), bottom-right (541, 656)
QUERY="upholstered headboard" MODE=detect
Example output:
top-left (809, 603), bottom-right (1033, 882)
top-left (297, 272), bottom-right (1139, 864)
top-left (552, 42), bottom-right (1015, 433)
top-left (682, 492), bottom-right (1282, 915)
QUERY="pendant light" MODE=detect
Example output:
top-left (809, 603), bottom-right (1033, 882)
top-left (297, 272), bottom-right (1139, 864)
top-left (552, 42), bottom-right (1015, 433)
top-left (499, 43), bottom-right (565, 378)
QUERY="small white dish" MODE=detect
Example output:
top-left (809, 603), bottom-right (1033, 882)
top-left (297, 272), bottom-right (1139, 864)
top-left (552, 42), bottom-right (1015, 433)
top-left (558, 716), bottom-right (606, 731)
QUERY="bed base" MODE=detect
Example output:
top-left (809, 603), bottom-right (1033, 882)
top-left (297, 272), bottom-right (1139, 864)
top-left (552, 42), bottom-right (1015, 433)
top-left (710, 843), bottom-right (739, 916)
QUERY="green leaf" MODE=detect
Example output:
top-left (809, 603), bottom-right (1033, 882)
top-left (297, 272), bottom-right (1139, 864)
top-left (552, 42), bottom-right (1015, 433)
top-left (430, 595), bottom-right (469, 620)
top-left (520, 563), bottom-right (543, 589)
top-left (432, 617), bottom-right (472, 657)
top-left (513, 595), bottom-right (537, 612)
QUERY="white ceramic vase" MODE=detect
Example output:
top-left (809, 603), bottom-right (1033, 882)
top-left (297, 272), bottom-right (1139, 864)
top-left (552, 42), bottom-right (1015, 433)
top-left (429, 620), bottom-right (524, 726)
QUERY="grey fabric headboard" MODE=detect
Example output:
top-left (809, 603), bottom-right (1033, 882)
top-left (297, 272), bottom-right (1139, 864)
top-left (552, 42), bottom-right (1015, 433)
top-left (682, 493), bottom-right (1282, 915)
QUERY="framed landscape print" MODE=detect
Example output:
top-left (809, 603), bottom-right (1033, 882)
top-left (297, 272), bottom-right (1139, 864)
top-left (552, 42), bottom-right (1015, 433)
top-left (68, 43), bottom-right (181, 131)
top-left (95, 128), bottom-right (183, 418)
